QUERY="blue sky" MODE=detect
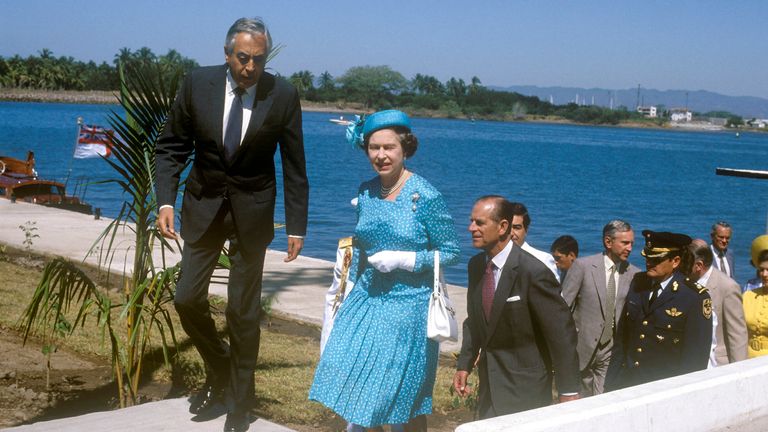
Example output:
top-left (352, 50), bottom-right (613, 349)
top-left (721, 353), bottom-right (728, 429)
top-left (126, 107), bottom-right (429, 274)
top-left (3, 0), bottom-right (767, 98)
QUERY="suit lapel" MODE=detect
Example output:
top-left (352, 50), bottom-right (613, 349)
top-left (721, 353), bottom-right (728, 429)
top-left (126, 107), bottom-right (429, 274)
top-left (209, 66), bottom-right (227, 161)
top-left (616, 261), bottom-right (633, 318)
top-left (590, 256), bottom-right (607, 319)
top-left (232, 73), bottom-right (275, 164)
top-left (485, 247), bottom-right (518, 344)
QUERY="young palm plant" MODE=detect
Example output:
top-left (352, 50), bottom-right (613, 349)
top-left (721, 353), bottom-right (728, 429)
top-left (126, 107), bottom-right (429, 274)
top-left (20, 62), bottom-right (183, 407)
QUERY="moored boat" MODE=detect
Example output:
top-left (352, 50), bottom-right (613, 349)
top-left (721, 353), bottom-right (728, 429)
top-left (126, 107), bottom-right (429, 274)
top-left (0, 151), bottom-right (93, 215)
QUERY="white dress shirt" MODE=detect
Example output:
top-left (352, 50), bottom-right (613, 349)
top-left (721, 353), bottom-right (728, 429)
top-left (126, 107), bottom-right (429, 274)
top-left (521, 241), bottom-right (560, 282)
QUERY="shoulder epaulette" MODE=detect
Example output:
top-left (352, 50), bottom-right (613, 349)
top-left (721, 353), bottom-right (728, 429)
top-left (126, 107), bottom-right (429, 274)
top-left (683, 277), bottom-right (708, 294)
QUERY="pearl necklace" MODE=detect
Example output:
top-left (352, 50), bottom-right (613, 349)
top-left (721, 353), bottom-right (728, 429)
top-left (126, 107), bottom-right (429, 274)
top-left (380, 169), bottom-right (407, 198)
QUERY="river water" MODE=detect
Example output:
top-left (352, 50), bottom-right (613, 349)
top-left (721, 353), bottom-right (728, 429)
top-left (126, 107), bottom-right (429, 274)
top-left (1, 101), bottom-right (767, 286)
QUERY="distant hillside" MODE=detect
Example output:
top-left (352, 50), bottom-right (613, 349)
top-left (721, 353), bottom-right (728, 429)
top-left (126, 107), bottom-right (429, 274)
top-left (489, 85), bottom-right (768, 119)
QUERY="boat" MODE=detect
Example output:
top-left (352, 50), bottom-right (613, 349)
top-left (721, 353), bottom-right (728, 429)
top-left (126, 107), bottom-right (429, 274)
top-left (0, 151), bottom-right (93, 215)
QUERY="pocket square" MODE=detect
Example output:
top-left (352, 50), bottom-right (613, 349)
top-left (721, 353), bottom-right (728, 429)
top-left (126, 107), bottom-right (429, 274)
top-left (506, 296), bottom-right (521, 302)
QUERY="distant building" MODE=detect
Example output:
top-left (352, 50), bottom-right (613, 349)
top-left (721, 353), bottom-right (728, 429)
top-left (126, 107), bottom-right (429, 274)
top-left (670, 109), bottom-right (693, 122)
top-left (747, 119), bottom-right (768, 128)
top-left (709, 117), bottom-right (728, 126)
top-left (637, 106), bottom-right (658, 118)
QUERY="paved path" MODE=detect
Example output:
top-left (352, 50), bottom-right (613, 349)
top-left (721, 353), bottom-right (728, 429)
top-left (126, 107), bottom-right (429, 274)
top-left (0, 199), bottom-right (468, 430)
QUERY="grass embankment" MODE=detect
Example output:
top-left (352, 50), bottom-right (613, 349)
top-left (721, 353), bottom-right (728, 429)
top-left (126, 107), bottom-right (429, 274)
top-left (0, 245), bottom-right (474, 431)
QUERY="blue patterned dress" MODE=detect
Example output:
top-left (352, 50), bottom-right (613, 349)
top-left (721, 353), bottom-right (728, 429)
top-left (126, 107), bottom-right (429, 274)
top-left (309, 173), bottom-right (460, 427)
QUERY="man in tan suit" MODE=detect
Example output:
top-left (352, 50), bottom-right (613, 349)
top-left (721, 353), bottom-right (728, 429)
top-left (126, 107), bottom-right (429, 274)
top-left (561, 220), bottom-right (640, 396)
top-left (689, 239), bottom-right (747, 365)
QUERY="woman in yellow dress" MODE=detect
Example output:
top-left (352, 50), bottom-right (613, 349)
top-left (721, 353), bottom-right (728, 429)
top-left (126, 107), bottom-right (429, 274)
top-left (743, 235), bottom-right (768, 358)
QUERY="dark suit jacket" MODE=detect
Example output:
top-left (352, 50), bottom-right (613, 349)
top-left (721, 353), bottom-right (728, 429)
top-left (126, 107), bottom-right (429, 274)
top-left (561, 253), bottom-right (639, 370)
top-left (156, 65), bottom-right (309, 249)
top-left (606, 271), bottom-right (712, 390)
top-left (457, 245), bottom-right (579, 418)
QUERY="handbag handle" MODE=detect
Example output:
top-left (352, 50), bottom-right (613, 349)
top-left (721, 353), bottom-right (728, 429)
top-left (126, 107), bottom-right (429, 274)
top-left (433, 250), bottom-right (441, 295)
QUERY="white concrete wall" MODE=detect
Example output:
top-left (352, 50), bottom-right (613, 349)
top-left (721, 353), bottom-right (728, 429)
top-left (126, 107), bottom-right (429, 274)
top-left (456, 355), bottom-right (768, 432)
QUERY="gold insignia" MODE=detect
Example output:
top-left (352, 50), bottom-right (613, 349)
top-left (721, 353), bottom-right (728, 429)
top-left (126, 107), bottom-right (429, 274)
top-left (665, 307), bottom-right (683, 317)
top-left (672, 280), bottom-right (679, 292)
top-left (703, 298), bottom-right (712, 319)
top-left (656, 335), bottom-right (665, 342)
top-left (673, 338), bottom-right (680, 344)
top-left (698, 287), bottom-right (708, 295)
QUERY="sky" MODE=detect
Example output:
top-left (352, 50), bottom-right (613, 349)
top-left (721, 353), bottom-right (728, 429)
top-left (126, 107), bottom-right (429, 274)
top-left (2, 0), bottom-right (768, 99)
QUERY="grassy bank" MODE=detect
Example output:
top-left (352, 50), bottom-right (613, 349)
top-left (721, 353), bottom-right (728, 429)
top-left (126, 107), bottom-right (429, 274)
top-left (0, 244), bottom-right (474, 431)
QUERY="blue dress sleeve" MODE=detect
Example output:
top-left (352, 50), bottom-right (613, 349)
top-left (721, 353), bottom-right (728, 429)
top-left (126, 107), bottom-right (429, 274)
top-left (412, 188), bottom-right (460, 273)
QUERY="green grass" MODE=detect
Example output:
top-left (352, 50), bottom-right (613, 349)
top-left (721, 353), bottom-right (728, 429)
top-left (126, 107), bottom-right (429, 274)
top-left (0, 245), bottom-right (473, 430)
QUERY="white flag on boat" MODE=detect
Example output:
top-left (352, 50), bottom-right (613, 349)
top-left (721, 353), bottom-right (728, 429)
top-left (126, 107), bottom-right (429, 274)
top-left (74, 124), bottom-right (113, 159)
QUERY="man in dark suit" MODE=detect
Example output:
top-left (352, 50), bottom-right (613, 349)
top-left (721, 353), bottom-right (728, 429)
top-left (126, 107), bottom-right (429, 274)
top-left (710, 221), bottom-right (735, 279)
top-left (606, 231), bottom-right (712, 390)
top-left (561, 220), bottom-right (640, 396)
top-left (155, 17), bottom-right (308, 432)
top-left (453, 196), bottom-right (580, 419)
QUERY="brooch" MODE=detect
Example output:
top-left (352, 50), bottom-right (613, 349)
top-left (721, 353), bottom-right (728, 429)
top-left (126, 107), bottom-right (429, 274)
top-left (411, 192), bottom-right (420, 212)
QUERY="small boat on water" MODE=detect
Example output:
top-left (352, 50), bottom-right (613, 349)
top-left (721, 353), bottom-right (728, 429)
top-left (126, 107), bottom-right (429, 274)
top-left (0, 151), bottom-right (93, 215)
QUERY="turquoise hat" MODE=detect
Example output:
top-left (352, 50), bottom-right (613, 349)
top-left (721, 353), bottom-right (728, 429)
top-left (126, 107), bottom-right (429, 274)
top-left (362, 110), bottom-right (411, 137)
top-left (346, 109), bottom-right (411, 149)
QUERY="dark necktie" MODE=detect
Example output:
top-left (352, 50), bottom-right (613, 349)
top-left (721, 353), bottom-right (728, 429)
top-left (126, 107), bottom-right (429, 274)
top-left (649, 282), bottom-right (661, 305)
top-left (224, 87), bottom-right (245, 161)
top-left (600, 265), bottom-right (617, 344)
top-left (718, 252), bottom-right (728, 276)
top-left (482, 259), bottom-right (495, 321)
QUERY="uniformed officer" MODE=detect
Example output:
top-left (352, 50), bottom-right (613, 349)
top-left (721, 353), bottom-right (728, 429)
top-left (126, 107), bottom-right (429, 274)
top-left (606, 230), bottom-right (712, 390)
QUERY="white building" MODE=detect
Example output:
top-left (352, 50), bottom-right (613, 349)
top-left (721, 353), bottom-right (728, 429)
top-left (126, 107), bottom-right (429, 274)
top-left (670, 109), bottom-right (693, 122)
top-left (637, 105), bottom-right (657, 118)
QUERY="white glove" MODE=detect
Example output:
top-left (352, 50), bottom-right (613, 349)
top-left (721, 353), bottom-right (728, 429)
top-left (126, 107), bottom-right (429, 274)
top-left (368, 250), bottom-right (416, 273)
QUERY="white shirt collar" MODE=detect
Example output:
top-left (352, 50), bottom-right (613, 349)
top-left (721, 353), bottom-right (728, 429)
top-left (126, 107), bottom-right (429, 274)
top-left (490, 240), bottom-right (513, 270)
top-left (698, 265), bottom-right (714, 286)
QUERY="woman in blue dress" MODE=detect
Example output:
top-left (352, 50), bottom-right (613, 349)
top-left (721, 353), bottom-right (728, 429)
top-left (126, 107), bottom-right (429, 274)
top-left (309, 110), bottom-right (460, 431)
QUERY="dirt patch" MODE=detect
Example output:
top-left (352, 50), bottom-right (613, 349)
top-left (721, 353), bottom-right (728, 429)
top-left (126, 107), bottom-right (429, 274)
top-left (0, 325), bottom-right (113, 427)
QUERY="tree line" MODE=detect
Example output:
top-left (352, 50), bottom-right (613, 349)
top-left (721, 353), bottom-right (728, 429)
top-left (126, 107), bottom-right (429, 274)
top-left (1, 49), bottom-right (743, 126)
top-left (0, 47), bottom-right (199, 91)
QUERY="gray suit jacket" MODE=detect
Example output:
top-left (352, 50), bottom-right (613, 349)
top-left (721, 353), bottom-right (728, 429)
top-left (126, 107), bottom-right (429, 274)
top-left (706, 267), bottom-right (748, 365)
top-left (561, 253), bottom-right (639, 370)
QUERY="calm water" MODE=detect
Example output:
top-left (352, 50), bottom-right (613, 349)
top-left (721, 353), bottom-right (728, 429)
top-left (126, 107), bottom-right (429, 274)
top-left (2, 101), bottom-right (767, 286)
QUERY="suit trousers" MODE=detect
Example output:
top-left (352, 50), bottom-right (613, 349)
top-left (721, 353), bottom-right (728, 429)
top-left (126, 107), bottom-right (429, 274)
top-left (174, 200), bottom-right (267, 413)
top-left (580, 339), bottom-right (613, 396)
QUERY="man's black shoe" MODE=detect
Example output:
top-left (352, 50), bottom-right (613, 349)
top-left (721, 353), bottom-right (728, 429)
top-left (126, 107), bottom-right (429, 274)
top-left (188, 382), bottom-right (224, 415)
top-left (223, 411), bottom-right (250, 432)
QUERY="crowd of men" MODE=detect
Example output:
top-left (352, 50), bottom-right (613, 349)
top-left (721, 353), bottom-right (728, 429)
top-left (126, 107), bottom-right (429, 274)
top-left (453, 198), bottom-right (746, 419)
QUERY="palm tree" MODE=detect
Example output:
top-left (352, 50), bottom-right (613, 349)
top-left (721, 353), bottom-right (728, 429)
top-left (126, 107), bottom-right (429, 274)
top-left (21, 62), bottom-right (184, 407)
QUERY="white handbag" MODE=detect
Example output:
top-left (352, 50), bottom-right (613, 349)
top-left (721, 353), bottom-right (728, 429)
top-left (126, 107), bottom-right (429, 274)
top-left (427, 250), bottom-right (458, 342)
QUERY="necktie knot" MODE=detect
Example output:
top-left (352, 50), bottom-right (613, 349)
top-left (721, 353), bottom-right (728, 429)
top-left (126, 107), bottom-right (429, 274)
top-left (233, 86), bottom-right (246, 97)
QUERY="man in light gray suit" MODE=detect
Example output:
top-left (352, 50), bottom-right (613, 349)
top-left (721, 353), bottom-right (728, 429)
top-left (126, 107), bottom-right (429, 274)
top-left (561, 220), bottom-right (640, 396)
top-left (689, 239), bottom-right (747, 366)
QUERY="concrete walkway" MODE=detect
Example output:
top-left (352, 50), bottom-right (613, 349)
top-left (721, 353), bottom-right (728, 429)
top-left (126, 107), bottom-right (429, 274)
top-left (0, 199), bottom-right (468, 430)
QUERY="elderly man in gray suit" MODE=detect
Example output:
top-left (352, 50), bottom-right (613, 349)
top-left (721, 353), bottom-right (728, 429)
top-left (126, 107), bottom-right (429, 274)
top-left (561, 220), bottom-right (640, 396)
top-left (689, 238), bottom-right (747, 366)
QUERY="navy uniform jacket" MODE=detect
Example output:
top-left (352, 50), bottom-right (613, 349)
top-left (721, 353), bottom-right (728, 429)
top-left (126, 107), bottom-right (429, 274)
top-left (606, 271), bottom-right (712, 390)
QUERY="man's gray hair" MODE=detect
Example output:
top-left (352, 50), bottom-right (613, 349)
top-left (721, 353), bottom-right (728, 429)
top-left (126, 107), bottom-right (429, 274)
top-left (711, 220), bottom-right (731, 233)
top-left (225, 17), bottom-right (272, 56)
top-left (603, 219), bottom-right (632, 240)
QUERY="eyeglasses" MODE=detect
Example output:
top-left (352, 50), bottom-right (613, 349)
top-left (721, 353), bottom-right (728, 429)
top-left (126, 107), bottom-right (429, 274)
top-left (235, 53), bottom-right (265, 66)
